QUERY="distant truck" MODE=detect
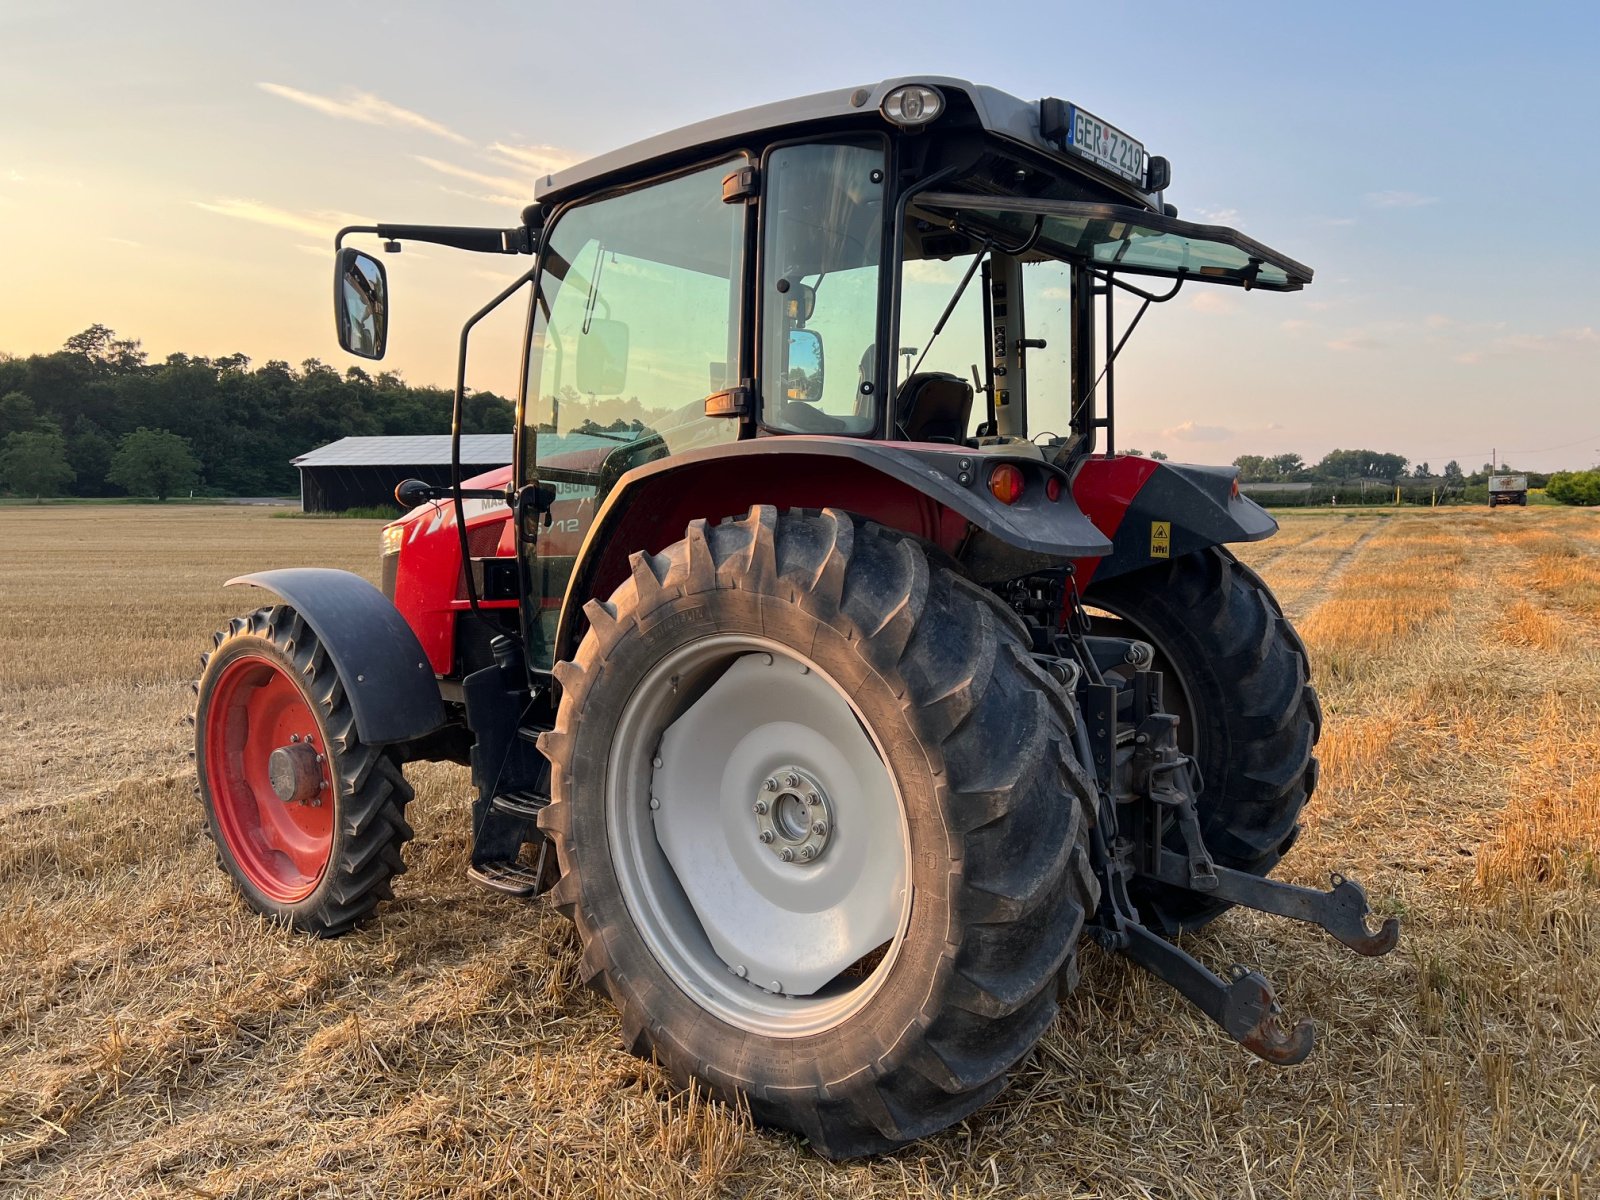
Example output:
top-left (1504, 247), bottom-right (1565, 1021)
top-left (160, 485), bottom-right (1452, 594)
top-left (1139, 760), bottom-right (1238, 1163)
top-left (1488, 474), bottom-right (1529, 506)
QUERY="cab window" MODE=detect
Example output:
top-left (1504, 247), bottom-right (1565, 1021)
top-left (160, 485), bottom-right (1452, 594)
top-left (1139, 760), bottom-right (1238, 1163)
top-left (522, 159), bottom-right (746, 666)
top-left (760, 141), bottom-right (886, 435)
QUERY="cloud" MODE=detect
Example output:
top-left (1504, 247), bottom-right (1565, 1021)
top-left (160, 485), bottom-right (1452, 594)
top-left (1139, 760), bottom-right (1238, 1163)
top-left (438, 185), bottom-right (527, 208)
top-left (193, 197), bottom-right (362, 239)
top-left (487, 142), bottom-right (583, 177)
top-left (414, 156), bottom-right (527, 195)
top-left (1161, 420), bottom-right (1233, 442)
top-left (1325, 333), bottom-right (1388, 352)
top-left (1189, 292), bottom-right (1237, 315)
top-left (1424, 313), bottom-right (1454, 330)
top-left (103, 236), bottom-right (143, 249)
top-left (1191, 206), bottom-right (1240, 225)
top-left (1364, 190), bottom-right (1438, 209)
top-left (258, 83), bottom-right (469, 144)
top-left (1280, 318), bottom-right (1314, 332)
top-left (903, 258), bottom-right (967, 285)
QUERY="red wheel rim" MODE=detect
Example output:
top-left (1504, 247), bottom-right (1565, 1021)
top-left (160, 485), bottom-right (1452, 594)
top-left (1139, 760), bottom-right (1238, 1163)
top-left (203, 654), bottom-right (335, 903)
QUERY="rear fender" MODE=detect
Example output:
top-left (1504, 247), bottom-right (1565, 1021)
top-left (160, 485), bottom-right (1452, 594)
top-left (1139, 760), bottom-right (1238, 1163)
top-left (226, 568), bottom-right (446, 745)
top-left (549, 437), bottom-right (1112, 668)
top-left (1071, 457), bottom-right (1277, 587)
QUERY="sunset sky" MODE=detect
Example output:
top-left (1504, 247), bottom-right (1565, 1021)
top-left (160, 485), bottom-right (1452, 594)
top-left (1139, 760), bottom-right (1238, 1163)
top-left (2, 1), bottom-right (1596, 470)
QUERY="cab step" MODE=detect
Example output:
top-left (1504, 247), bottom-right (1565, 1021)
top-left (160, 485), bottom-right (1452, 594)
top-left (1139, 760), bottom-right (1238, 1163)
top-left (491, 789), bottom-right (550, 820)
top-left (466, 857), bottom-right (546, 898)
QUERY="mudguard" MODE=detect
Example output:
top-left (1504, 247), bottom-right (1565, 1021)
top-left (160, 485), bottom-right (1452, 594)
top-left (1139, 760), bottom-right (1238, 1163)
top-left (1072, 457), bottom-right (1276, 586)
top-left (548, 436), bottom-right (1113, 669)
top-left (226, 568), bottom-right (446, 745)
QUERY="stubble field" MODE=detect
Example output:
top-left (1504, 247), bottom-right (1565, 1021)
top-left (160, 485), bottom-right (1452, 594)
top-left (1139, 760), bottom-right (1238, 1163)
top-left (0, 504), bottom-right (1596, 1199)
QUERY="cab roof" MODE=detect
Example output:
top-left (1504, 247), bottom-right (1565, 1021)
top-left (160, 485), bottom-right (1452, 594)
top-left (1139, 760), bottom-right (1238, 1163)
top-left (528, 76), bottom-right (1164, 212)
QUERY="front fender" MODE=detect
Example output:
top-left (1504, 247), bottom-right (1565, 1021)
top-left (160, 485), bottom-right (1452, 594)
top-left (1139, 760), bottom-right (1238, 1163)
top-left (226, 567), bottom-right (446, 745)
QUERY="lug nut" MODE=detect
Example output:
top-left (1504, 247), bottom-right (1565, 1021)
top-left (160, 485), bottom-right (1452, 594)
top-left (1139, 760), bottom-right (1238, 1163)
top-left (649, 797), bottom-right (660, 810)
top-left (289, 734), bottom-right (299, 743)
top-left (753, 799), bottom-right (769, 814)
top-left (785, 773), bottom-right (800, 788)
top-left (779, 847), bottom-right (795, 862)
top-left (806, 792), bottom-right (820, 806)
top-left (731, 964), bottom-right (748, 978)
top-left (759, 830), bottom-right (775, 844)
top-left (769, 980), bottom-right (783, 992)
top-left (799, 846), bottom-right (817, 861)
top-left (812, 821), bottom-right (827, 835)
top-left (763, 777), bottom-right (778, 792)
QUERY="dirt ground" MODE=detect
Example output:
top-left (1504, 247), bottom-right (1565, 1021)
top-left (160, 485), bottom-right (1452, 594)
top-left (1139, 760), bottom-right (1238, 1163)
top-left (1, 504), bottom-right (1596, 1199)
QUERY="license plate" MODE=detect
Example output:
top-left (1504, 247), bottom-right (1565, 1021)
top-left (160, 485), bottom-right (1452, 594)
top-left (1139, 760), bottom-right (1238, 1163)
top-left (1067, 105), bottom-right (1147, 186)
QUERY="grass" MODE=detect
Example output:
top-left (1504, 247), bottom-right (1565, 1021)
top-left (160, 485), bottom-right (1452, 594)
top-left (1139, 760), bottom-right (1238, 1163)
top-left (1, 504), bottom-right (1598, 1197)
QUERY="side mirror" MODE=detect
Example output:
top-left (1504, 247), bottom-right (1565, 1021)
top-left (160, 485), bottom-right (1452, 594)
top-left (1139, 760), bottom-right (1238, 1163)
top-left (784, 328), bottom-right (825, 403)
top-left (335, 248), bottom-right (388, 360)
top-left (576, 317), bottom-right (629, 394)
top-left (395, 478), bottom-right (432, 508)
top-left (781, 281), bottom-right (817, 325)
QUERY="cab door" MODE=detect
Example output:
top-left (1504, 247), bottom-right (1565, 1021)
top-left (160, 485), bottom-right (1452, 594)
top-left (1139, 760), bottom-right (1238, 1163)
top-left (516, 159), bottom-right (751, 672)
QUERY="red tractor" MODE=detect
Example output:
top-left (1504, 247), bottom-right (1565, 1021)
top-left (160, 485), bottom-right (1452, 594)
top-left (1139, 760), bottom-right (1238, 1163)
top-left (195, 78), bottom-right (1397, 1156)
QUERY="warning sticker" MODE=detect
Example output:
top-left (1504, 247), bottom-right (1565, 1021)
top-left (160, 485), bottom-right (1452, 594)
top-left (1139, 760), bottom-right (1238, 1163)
top-left (1150, 521), bottom-right (1171, 559)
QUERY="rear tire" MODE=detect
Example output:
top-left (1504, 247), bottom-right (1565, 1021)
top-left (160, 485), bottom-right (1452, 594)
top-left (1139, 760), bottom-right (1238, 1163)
top-left (538, 507), bottom-right (1099, 1157)
top-left (194, 605), bottom-right (414, 937)
top-left (1084, 547), bottom-right (1320, 932)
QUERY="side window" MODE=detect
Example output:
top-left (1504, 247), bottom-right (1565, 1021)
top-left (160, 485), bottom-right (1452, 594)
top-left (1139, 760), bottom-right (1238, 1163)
top-left (761, 141), bottom-right (885, 435)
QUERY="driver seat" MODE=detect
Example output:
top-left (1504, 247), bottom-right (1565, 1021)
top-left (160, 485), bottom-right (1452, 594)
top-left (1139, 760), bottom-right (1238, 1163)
top-left (896, 372), bottom-right (974, 443)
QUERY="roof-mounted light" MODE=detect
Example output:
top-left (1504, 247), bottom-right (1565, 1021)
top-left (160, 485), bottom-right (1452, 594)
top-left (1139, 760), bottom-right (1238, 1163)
top-left (881, 84), bottom-right (944, 131)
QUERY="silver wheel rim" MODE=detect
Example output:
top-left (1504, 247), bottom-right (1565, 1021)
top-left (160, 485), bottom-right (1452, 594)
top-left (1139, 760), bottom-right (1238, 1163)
top-left (606, 634), bottom-right (911, 1037)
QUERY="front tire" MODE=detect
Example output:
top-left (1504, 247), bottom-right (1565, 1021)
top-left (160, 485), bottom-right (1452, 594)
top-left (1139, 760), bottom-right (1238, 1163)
top-left (194, 605), bottom-right (414, 936)
top-left (538, 507), bottom-right (1099, 1157)
top-left (1084, 547), bottom-right (1320, 932)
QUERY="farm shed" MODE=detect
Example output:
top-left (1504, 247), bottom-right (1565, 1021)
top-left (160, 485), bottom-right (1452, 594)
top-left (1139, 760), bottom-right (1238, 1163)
top-left (292, 435), bottom-right (512, 513)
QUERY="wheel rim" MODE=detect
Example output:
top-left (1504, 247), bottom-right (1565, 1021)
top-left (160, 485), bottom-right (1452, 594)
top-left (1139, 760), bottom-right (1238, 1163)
top-left (203, 654), bottom-right (335, 903)
top-left (607, 635), bottom-right (911, 1038)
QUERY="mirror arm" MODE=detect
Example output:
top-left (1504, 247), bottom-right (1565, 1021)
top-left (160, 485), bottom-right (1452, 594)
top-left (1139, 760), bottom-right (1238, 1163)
top-left (336, 223), bottom-right (535, 255)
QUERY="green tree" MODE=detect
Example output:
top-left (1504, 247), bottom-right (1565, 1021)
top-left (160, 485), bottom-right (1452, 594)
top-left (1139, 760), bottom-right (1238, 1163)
top-left (0, 390), bottom-right (38, 439)
top-left (1233, 454), bottom-right (1274, 482)
top-left (1442, 460), bottom-right (1464, 483)
top-left (1314, 449), bottom-right (1409, 481)
top-left (1545, 470), bottom-right (1600, 506)
top-left (1150, 450), bottom-right (1169, 461)
top-left (0, 428), bottom-right (74, 499)
top-left (107, 427), bottom-right (200, 500)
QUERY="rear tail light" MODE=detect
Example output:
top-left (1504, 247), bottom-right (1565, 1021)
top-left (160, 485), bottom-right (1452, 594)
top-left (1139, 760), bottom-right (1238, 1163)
top-left (988, 464), bottom-right (1026, 505)
top-left (1045, 475), bottom-right (1063, 502)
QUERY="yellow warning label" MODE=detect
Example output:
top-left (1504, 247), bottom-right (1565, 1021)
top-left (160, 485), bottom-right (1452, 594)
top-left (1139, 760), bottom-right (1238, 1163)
top-left (1150, 520), bottom-right (1172, 559)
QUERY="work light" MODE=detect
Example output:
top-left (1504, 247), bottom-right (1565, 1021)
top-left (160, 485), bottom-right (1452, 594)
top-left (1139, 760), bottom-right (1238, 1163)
top-left (881, 84), bottom-right (944, 130)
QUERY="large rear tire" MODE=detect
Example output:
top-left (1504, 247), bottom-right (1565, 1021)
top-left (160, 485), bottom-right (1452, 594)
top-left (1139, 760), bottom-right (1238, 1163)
top-left (194, 605), bottom-right (414, 936)
top-left (1084, 547), bottom-right (1320, 932)
top-left (538, 507), bottom-right (1099, 1157)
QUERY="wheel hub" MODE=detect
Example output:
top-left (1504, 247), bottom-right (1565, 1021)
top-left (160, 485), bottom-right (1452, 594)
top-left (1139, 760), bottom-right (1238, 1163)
top-left (753, 767), bottom-right (833, 864)
top-left (267, 738), bottom-right (324, 805)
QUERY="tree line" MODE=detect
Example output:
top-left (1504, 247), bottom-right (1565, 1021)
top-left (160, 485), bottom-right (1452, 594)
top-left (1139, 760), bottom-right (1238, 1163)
top-left (0, 326), bottom-right (513, 500)
top-left (1230, 448), bottom-right (1556, 489)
